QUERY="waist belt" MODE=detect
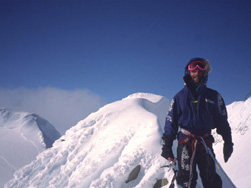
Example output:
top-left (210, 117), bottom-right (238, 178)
top-left (180, 128), bottom-right (211, 138)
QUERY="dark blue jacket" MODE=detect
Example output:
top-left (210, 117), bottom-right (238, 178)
top-left (163, 66), bottom-right (231, 141)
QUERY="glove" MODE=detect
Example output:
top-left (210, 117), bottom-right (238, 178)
top-left (221, 129), bottom-right (233, 163)
top-left (161, 135), bottom-right (175, 160)
top-left (223, 142), bottom-right (233, 163)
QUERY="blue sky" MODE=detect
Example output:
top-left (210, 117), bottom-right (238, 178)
top-left (1, 0), bottom-right (251, 126)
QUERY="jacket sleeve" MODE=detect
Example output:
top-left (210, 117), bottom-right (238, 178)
top-left (214, 93), bottom-right (233, 144)
top-left (163, 97), bottom-right (179, 137)
top-left (161, 97), bottom-right (179, 159)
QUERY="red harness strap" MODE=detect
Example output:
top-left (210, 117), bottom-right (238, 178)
top-left (178, 128), bottom-right (212, 188)
top-left (178, 129), bottom-right (212, 151)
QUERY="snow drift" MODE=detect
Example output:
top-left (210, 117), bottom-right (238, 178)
top-left (4, 94), bottom-right (251, 188)
top-left (0, 108), bottom-right (61, 187)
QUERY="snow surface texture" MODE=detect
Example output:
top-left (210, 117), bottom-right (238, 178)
top-left (213, 97), bottom-right (251, 188)
top-left (4, 94), bottom-right (251, 188)
top-left (0, 108), bottom-right (61, 187)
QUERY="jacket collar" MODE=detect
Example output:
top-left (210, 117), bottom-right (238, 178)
top-left (183, 74), bottom-right (207, 99)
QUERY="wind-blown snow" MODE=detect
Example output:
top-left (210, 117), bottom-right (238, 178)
top-left (0, 108), bottom-right (61, 187)
top-left (4, 94), bottom-right (251, 188)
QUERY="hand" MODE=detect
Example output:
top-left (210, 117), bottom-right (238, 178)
top-left (161, 135), bottom-right (175, 160)
top-left (161, 146), bottom-right (174, 160)
top-left (168, 157), bottom-right (176, 166)
top-left (223, 142), bottom-right (233, 163)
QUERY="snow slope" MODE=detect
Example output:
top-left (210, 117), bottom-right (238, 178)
top-left (0, 108), bottom-right (61, 187)
top-left (213, 97), bottom-right (251, 187)
top-left (4, 94), bottom-right (251, 188)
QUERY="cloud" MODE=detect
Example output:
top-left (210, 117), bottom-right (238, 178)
top-left (0, 87), bottom-right (106, 134)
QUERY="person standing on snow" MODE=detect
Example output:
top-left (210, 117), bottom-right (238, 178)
top-left (161, 58), bottom-right (234, 188)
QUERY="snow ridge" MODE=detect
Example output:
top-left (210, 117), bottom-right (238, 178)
top-left (0, 108), bottom-right (61, 187)
top-left (5, 93), bottom-right (170, 188)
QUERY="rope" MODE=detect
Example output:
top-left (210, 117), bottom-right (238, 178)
top-left (180, 128), bottom-right (211, 188)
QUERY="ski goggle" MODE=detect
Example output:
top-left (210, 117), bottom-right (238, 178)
top-left (188, 61), bottom-right (206, 72)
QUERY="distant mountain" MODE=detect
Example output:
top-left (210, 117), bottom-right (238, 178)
top-left (4, 95), bottom-right (251, 188)
top-left (0, 108), bottom-right (61, 187)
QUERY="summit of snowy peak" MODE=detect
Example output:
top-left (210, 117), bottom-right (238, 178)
top-left (0, 108), bottom-right (61, 148)
top-left (0, 108), bottom-right (61, 187)
top-left (0, 108), bottom-right (29, 128)
top-left (5, 93), bottom-right (170, 188)
top-left (123, 92), bottom-right (166, 103)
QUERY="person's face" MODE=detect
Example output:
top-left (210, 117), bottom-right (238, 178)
top-left (190, 69), bottom-right (204, 83)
